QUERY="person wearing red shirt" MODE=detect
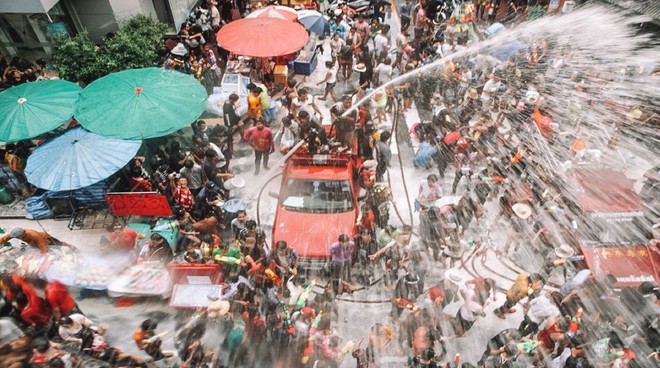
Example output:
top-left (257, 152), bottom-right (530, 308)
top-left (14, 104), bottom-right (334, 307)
top-left (16, 292), bottom-right (51, 328)
top-left (108, 225), bottom-right (139, 251)
top-left (45, 281), bottom-right (79, 319)
top-left (170, 176), bottom-right (195, 212)
top-left (244, 119), bottom-right (274, 175)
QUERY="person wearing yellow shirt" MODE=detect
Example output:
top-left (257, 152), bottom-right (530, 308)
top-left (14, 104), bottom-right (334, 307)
top-left (247, 88), bottom-right (262, 121)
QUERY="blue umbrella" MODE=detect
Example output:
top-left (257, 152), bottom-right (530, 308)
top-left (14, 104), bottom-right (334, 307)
top-left (297, 10), bottom-right (331, 36)
top-left (24, 126), bottom-right (141, 191)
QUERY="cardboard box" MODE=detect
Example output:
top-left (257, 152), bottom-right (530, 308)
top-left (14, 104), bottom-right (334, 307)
top-left (274, 65), bottom-right (288, 84)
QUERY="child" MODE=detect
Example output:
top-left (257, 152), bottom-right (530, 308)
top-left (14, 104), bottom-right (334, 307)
top-left (184, 243), bottom-right (204, 264)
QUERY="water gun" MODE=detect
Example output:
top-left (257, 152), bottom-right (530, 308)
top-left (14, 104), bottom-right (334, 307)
top-left (143, 331), bottom-right (168, 345)
top-left (510, 150), bottom-right (523, 166)
top-left (393, 298), bottom-right (420, 311)
top-left (553, 255), bottom-right (585, 266)
top-left (341, 339), bottom-right (356, 355)
top-left (301, 337), bottom-right (313, 364)
top-left (565, 308), bottom-right (583, 339)
top-left (295, 279), bottom-right (317, 308)
top-left (311, 311), bottom-right (323, 333)
top-left (518, 340), bottom-right (541, 353)
top-left (528, 279), bottom-right (543, 295)
top-left (245, 255), bottom-right (262, 273)
top-left (481, 176), bottom-right (506, 182)
top-left (264, 268), bottom-right (282, 286)
top-left (153, 221), bottom-right (177, 232)
top-left (280, 303), bottom-right (294, 334)
top-left (215, 255), bottom-right (244, 266)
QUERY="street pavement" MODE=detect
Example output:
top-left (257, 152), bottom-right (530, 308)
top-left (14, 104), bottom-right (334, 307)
top-left (1, 8), bottom-right (657, 367)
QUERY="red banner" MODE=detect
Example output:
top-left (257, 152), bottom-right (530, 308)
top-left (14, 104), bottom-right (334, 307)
top-left (105, 192), bottom-right (172, 217)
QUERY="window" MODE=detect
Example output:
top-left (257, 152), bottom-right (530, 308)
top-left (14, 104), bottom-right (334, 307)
top-left (281, 179), bottom-right (353, 213)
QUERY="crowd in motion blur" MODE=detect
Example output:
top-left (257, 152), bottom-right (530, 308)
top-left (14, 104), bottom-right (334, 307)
top-left (1, 0), bottom-right (659, 367)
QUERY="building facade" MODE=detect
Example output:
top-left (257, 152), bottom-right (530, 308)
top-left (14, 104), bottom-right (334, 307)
top-left (0, 0), bottom-right (197, 60)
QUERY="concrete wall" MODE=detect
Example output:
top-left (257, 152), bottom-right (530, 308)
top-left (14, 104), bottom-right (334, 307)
top-left (168, 0), bottom-right (198, 28)
top-left (109, 0), bottom-right (157, 20)
top-left (69, 0), bottom-right (118, 42)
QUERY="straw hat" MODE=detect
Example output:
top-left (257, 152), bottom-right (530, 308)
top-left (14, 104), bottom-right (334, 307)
top-left (512, 203), bottom-right (532, 219)
top-left (444, 268), bottom-right (465, 285)
top-left (353, 63), bottom-right (367, 73)
top-left (466, 88), bottom-right (479, 99)
top-left (555, 244), bottom-right (575, 258)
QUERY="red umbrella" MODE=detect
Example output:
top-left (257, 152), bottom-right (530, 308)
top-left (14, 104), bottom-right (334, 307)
top-left (216, 18), bottom-right (308, 57)
top-left (246, 5), bottom-right (298, 21)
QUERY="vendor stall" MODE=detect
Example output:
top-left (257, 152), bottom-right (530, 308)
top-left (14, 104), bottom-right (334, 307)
top-left (45, 252), bottom-right (132, 291)
top-left (107, 261), bottom-right (171, 298)
top-left (0, 238), bottom-right (75, 278)
top-left (168, 263), bottom-right (224, 308)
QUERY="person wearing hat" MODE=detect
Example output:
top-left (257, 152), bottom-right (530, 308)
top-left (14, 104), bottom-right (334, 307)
top-left (540, 243), bottom-right (577, 281)
top-left (392, 272), bottom-right (422, 320)
top-left (498, 201), bottom-right (534, 256)
top-left (355, 61), bottom-right (373, 98)
top-left (0, 227), bottom-right (51, 254)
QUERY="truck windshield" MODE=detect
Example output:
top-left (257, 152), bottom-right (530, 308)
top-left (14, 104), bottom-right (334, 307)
top-left (281, 178), bottom-right (353, 213)
top-left (583, 213), bottom-right (650, 246)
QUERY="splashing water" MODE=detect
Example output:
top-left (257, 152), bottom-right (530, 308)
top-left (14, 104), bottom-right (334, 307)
top-left (343, 5), bottom-right (659, 163)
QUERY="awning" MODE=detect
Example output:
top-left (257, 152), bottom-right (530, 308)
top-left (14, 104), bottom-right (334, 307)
top-left (0, 0), bottom-right (60, 14)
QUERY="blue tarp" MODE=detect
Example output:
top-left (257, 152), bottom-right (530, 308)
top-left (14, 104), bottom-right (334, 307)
top-left (26, 180), bottom-right (109, 219)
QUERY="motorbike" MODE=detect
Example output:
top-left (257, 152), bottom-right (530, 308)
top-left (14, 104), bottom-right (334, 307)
top-left (434, 0), bottom-right (457, 23)
top-left (327, 0), bottom-right (374, 23)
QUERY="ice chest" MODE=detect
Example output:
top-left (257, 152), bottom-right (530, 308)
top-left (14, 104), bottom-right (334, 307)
top-left (274, 65), bottom-right (288, 84)
top-left (294, 50), bottom-right (318, 75)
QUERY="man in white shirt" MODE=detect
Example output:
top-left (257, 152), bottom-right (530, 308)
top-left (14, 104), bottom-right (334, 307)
top-left (481, 73), bottom-right (502, 112)
top-left (416, 174), bottom-right (443, 210)
top-left (374, 58), bottom-right (393, 86)
top-left (59, 314), bottom-right (100, 342)
top-left (519, 292), bottom-right (560, 337)
top-left (457, 287), bottom-right (485, 335)
top-left (208, 1), bottom-right (220, 29)
top-left (374, 29), bottom-right (390, 55)
top-left (291, 88), bottom-right (322, 119)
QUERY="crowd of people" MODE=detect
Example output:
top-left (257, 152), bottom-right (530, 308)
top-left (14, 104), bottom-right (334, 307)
top-left (1, 0), bottom-right (659, 367)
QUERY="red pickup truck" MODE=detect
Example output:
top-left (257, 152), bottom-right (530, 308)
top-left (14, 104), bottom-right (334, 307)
top-left (271, 151), bottom-right (360, 270)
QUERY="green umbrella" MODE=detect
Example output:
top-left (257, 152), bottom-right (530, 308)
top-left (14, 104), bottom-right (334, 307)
top-left (0, 80), bottom-right (81, 142)
top-left (74, 68), bottom-right (208, 140)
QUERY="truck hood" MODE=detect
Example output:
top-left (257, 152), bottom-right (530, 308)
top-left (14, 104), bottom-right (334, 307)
top-left (272, 209), bottom-right (356, 258)
top-left (581, 245), bottom-right (660, 287)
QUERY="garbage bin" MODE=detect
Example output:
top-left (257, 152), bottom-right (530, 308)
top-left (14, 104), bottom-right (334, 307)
top-left (0, 185), bottom-right (15, 204)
